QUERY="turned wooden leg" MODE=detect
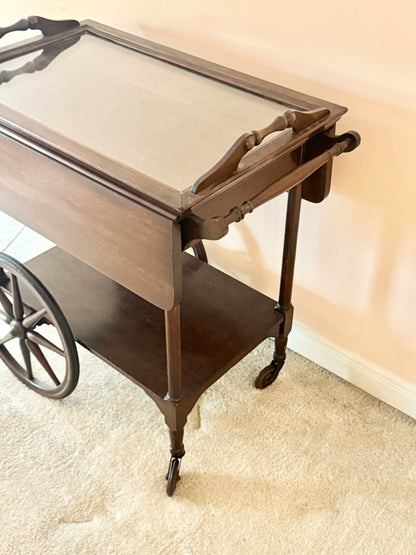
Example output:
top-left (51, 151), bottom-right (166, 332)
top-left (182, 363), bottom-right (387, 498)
top-left (272, 335), bottom-right (288, 370)
top-left (164, 305), bottom-right (186, 496)
top-left (255, 183), bottom-right (302, 389)
top-left (169, 427), bottom-right (185, 459)
top-left (165, 304), bottom-right (182, 403)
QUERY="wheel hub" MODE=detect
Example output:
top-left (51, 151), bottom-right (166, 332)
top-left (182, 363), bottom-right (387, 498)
top-left (0, 318), bottom-right (26, 343)
top-left (11, 319), bottom-right (26, 340)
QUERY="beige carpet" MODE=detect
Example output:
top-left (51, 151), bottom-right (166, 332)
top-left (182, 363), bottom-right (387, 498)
top-left (0, 220), bottom-right (416, 553)
top-left (1, 338), bottom-right (416, 554)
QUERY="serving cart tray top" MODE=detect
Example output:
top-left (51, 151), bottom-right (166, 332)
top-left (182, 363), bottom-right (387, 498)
top-left (0, 18), bottom-right (347, 214)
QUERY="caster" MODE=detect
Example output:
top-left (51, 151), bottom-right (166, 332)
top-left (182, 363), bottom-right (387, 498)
top-left (255, 359), bottom-right (283, 389)
top-left (0, 253), bottom-right (79, 398)
top-left (166, 456), bottom-right (181, 497)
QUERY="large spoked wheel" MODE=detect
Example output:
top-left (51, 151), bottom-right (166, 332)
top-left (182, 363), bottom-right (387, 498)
top-left (0, 253), bottom-right (79, 399)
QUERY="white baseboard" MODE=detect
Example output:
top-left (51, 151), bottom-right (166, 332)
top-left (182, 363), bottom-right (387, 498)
top-left (287, 322), bottom-right (416, 420)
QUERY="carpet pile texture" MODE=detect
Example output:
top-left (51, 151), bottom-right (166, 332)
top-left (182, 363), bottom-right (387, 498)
top-left (1, 340), bottom-right (416, 554)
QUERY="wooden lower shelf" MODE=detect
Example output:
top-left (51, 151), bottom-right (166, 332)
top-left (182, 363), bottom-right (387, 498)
top-left (26, 248), bottom-right (283, 404)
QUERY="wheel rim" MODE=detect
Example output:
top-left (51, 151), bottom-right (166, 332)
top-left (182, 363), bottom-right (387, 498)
top-left (255, 363), bottom-right (279, 390)
top-left (0, 253), bottom-right (79, 398)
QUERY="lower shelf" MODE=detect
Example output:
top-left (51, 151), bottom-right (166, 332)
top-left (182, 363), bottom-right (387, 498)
top-left (26, 248), bottom-right (282, 404)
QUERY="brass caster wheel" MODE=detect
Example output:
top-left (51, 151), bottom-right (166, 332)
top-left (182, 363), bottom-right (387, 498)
top-left (166, 456), bottom-right (181, 497)
top-left (0, 253), bottom-right (79, 399)
top-left (255, 359), bottom-right (283, 389)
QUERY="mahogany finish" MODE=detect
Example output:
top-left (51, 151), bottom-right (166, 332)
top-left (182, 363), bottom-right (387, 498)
top-left (192, 108), bottom-right (330, 193)
top-left (0, 133), bottom-right (182, 310)
top-left (0, 16), bottom-right (360, 496)
top-left (26, 247), bottom-right (282, 417)
top-left (0, 19), bottom-right (348, 215)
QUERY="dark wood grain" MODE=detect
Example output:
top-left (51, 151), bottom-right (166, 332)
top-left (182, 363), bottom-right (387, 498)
top-left (0, 19), bottom-right (348, 215)
top-left (0, 132), bottom-right (182, 310)
top-left (184, 146), bottom-right (301, 221)
top-left (0, 104), bottom-right (182, 217)
top-left (165, 305), bottom-right (182, 403)
top-left (301, 129), bottom-right (361, 203)
top-left (0, 15), bottom-right (361, 496)
top-left (191, 108), bottom-right (330, 194)
top-left (26, 247), bottom-right (283, 409)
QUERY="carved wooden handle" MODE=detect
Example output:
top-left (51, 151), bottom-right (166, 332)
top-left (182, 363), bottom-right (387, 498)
top-left (182, 132), bottom-right (360, 249)
top-left (220, 138), bottom-right (351, 225)
top-left (191, 107), bottom-right (331, 194)
top-left (248, 137), bottom-right (351, 209)
top-left (0, 16), bottom-right (79, 40)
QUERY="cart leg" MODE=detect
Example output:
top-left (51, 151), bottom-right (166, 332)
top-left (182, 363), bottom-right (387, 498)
top-left (169, 428), bottom-right (185, 457)
top-left (164, 305), bottom-right (186, 496)
top-left (255, 183), bottom-right (302, 389)
top-left (192, 240), bottom-right (208, 263)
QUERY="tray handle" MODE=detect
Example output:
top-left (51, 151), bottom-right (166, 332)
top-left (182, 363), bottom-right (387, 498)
top-left (182, 131), bottom-right (360, 248)
top-left (0, 16), bottom-right (79, 41)
top-left (191, 107), bottom-right (330, 194)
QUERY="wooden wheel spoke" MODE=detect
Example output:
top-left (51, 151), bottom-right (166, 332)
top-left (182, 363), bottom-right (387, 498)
top-left (27, 340), bottom-right (60, 385)
top-left (0, 329), bottom-right (15, 345)
top-left (0, 254), bottom-right (79, 398)
top-left (20, 339), bottom-right (33, 380)
top-left (0, 286), bottom-right (13, 318)
top-left (11, 275), bottom-right (24, 320)
top-left (23, 308), bottom-right (47, 329)
top-left (26, 330), bottom-right (64, 356)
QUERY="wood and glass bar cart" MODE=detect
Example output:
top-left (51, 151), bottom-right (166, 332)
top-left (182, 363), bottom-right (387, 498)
top-left (0, 16), bottom-right (360, 496)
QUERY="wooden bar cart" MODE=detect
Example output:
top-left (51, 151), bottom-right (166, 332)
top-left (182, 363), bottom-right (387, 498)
top-left (0, 16), bottom-right (360, 496)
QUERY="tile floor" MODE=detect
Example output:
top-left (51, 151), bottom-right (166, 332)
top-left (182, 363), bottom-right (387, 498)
top-left (0, 212), bottom-right (54, 262)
